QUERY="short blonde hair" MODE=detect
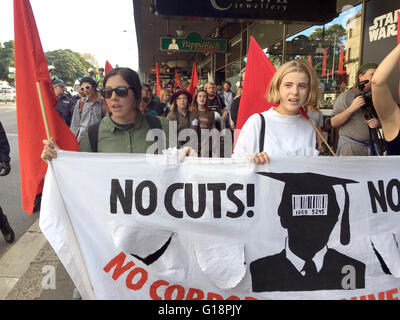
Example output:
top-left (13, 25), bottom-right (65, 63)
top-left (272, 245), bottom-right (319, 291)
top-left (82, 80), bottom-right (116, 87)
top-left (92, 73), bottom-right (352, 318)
top-left (267, 60), bottom-right (321, 108)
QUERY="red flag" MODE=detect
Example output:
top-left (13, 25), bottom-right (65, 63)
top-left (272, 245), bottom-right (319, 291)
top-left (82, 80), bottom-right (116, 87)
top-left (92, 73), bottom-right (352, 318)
top-left (188, 62), bottom-right (198, 96)
top-left (155, 62), bottom-right (162, 97)
top-left (337, 44), bottom-right (346, 74)
top-left (236, 37), bottom-right (277, 132)
top-left (174, 70), bottom-right (182, 89)
top-left (321, 48), bottom-right (328, 77)
top-left (308, 55), bottom-right (312, 67)
top-left (14, 0), bottom-right (79, 215)
top-left (105, 60), bottom-right (113, 74)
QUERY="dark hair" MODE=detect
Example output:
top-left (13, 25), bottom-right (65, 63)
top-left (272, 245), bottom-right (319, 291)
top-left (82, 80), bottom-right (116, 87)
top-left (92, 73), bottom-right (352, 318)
top-left (224, 81), bottom-right (231, 86)
top-left (80, 77), bottom-right (97, 88)
top-left (103, 67), bottom-right (142, 104)
top-left (193, 89), bottom-right (211, 111)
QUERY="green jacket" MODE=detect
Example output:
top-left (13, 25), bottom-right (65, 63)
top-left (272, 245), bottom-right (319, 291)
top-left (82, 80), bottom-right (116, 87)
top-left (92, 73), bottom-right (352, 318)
top-left (79, 112), bottom-right (169, 154)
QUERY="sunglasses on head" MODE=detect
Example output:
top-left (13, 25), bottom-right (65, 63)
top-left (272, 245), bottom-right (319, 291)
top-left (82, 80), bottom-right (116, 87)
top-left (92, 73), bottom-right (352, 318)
top-left (101, 86), bottom-right (133, 98)
top-left (80, 85), bottom-right (92, 91)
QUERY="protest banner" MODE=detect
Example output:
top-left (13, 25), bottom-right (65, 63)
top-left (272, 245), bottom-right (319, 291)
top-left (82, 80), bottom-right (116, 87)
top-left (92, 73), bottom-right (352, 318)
top-left (40, 152), bottom-right (400, 300)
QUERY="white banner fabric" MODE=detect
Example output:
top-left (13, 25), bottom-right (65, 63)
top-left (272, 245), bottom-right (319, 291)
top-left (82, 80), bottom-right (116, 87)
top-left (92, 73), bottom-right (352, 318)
top-left (39, 151), bottom-right (400, 300)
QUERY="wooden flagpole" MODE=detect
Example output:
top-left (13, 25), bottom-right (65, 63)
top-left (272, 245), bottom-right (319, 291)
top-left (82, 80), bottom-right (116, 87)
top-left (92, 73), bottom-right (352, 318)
top-left (299, 107), bottom-right (336, 157)
top-left (36, 82), bottom-right (51, 140)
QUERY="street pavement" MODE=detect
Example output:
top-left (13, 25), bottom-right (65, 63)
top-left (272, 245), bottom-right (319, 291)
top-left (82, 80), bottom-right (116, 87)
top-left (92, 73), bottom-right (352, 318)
top-left (0, 102), bottom-right (75, 300)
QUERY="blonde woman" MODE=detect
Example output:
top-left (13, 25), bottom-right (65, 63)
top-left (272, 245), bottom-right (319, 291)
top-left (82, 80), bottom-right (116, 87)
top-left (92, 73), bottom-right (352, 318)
top-left (233, 60), bottom-right (321, 163)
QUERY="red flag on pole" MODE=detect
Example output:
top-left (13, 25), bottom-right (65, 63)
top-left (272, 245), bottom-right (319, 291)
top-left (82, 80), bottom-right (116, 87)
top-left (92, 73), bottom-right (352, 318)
top-left (337, 44), bottom-right (346, 74)
top-left (155, 62), bottom-right (162, 97)
top-left (321, 48), bottom-right (328, 77)
top-left (188, 62), bottom-right (198, 96)
top-left (308, 55), bottom-right (312, 67)
top-left (105, 60), bottom-right (113, 74)
top-left (235, 37), bottom-right (277, 131)
top-left (174, 70), bottom-right (182, 89)
top-left (14, 0), bottom-right (79, 215)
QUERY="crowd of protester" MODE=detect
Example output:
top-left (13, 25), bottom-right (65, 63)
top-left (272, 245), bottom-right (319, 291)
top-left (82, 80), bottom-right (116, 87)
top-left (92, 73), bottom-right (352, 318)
top-left (49, 44), bottom-right (400, 159)
top-left (49, 66), bottom-right (240, 158)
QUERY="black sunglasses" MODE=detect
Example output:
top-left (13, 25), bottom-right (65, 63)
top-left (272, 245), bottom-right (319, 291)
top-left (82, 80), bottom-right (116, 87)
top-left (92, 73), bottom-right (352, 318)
top-left (101, 86), bottom-right (133, 98)
top-left (80, 85), bottom-right (92, 91)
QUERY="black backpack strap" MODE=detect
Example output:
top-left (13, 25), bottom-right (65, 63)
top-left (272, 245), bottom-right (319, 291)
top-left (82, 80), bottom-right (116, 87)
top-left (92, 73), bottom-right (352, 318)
top-left (258, 113), bottom-right (265, 154)
top-left (144, 113), bottom-right (164, 154)
top-left (88, 121), bottom-right (101, 152)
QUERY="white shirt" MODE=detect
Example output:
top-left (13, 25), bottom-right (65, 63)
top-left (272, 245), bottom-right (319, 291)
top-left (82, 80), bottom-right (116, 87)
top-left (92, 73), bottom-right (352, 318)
top-left (233, 108), bottom-right (318, 158)
top-left (285, 238), bottom-right (327, 276)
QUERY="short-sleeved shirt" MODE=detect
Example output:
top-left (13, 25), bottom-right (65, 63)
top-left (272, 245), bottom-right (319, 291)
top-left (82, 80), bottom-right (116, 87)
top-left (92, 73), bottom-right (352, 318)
top-left (70, 96), bottom-right (106, 140)
top-left (307, 110), bottom-right (324, 128)
top-left (332, 88), bottom-right (370, 142)
top-left (207, 95), bottom-right (226, 115)
top-left (197, 110), bottom-right (215, 130)
top-left (79, 112), bottom-right (169, 153)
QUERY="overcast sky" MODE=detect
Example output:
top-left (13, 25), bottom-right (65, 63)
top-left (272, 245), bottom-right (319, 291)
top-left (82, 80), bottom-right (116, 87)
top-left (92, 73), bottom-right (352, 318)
top-left (0, 0), bottom-right (139, 70)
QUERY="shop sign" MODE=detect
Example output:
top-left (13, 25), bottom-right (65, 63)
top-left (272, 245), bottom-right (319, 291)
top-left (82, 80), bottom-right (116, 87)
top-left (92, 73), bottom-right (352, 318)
top-left (160, 32), bottom-right (227, 53)
top-left (154, 0), bottom-right (338, 24)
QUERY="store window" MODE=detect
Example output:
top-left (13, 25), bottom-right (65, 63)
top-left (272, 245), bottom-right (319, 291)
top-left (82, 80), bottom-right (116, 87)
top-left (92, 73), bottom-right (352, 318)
top-left (249, 22), bottom-right (284, 70)
top-left (285, 4), bottom-right (363, 107)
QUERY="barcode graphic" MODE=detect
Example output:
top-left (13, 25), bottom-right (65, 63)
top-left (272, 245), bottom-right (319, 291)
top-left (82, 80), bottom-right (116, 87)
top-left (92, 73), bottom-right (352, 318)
top-left (292, 194), bottom-right (328, 216)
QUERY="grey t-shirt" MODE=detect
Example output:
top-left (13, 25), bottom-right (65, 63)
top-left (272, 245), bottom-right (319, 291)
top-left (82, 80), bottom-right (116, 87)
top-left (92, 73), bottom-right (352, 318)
top-left (332, 88), bottom-right (370, 142)
top-left (307, 110), bottom-right (324, 128)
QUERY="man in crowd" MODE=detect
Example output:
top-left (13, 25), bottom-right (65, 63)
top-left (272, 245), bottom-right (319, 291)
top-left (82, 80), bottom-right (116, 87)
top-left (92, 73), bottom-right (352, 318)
top-left (87, 68), bottom-right (96, 81)
top-left (96, 67), bottom-right (105, 91)
top-left (48, 65), bottom-right (58, 82)
top-left (330, 63), bottom-right (381, 156)
top-left (221, 81), bottom-right (235, 128)
top-left (230, 69), bottom-right (245, 130)
top-left (139, 84), bottom-right (165, 116)
top-left (70, 77), bottom-right (106, 142)
top-left (205, 82), bottom-right (227, 130)
top-left (53, 78), bottom-right (76, 127)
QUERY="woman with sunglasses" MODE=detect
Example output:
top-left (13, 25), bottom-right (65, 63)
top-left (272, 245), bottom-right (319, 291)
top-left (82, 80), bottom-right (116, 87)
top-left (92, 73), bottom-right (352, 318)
top-left (167, 89), bottom-right (199, 150)
top-left (42, 68), bottom-right (197, 158)
top-left (69, 77), bottom-right (106, 142)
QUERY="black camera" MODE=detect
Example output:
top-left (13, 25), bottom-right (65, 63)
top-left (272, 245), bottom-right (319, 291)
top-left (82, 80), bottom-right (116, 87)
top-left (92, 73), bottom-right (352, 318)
top-left (355, 80), bottom-right (385, 155)
top-left (355, 80), bottom-right (375, 120)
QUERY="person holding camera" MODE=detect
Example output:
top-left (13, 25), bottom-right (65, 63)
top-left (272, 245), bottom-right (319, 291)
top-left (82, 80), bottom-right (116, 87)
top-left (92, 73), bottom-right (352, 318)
top-left (371, 44), bottom-right (400, 156)
top-left (0, 121), bottom-right (15, 243)
top-left (331, 63), bottom-right (381, 156)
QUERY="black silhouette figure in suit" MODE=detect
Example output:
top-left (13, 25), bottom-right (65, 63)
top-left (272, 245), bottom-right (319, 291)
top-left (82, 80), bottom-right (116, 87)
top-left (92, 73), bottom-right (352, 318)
top-left (250, 172), bottom-right (366, 292)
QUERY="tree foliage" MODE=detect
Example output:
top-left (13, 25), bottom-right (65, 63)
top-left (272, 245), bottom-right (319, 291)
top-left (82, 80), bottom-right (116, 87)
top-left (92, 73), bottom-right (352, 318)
top-left (0, 41), bottom-right (15, 82)
top-left (309, 24), bottom-right (346, 43)
top-left (308, 24), bottom-right (347, 83)
top-left (45, 49), bottom-right (96, 86)
top-left (0, 42), bottom-right (96, 87)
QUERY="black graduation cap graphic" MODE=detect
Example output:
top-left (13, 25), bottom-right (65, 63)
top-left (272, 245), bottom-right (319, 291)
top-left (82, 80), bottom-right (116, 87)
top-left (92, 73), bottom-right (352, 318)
top-left (250, 172), bottom-right (366, 292)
